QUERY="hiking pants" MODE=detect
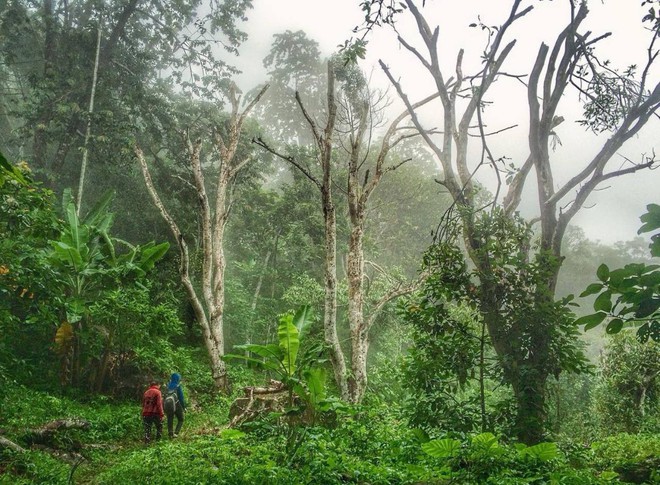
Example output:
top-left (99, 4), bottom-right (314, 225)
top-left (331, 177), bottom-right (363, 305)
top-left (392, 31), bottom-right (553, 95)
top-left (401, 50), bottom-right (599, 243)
top-left (166, 404), bottom-right (184, 438)
top-left (143, 415), bottom-right (162, 443)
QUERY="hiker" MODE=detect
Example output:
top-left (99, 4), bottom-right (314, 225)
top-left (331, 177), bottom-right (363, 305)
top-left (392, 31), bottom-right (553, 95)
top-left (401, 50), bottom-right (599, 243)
top-left (164, 372), bottom-right (186, 438)
top-left (142, 380), bottom-right (164, 443)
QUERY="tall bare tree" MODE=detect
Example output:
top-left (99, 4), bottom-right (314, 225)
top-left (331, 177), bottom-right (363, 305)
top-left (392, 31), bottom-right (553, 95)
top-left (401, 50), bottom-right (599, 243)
top-left (136, 84), bottom-right (269, 392)
top-left (257, 60), bottom-right (434, 402)
top-left (380, 0), bottom-right (660, 442)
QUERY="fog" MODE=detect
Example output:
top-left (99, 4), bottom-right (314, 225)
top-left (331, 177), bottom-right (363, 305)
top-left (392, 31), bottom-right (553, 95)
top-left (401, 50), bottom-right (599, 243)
top-left (236, 0), bottom-right (660, 244)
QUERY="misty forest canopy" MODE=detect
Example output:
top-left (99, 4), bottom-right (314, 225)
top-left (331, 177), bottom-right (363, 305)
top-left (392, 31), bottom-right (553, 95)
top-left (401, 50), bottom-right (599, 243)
top-left (1, 0), bottom-right (660, 483)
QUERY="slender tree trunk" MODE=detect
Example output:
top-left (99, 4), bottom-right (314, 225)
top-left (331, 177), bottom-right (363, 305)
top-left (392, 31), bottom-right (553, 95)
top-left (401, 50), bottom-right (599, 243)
top-left (479, 319), bottom-right (487, 432)
top-left (77, 25), bottom-right (102, 216)
top-left (94, 329), bottom-right (114, 393)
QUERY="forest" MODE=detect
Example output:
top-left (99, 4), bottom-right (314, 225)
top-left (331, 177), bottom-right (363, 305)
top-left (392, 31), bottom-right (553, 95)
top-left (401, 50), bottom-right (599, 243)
top-left (0, 0), bottom-right (659, 483)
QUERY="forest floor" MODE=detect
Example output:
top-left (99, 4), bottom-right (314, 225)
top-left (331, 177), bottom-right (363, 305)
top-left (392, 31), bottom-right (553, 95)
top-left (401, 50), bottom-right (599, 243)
top-left (1, 382), bottom-right (659, 484)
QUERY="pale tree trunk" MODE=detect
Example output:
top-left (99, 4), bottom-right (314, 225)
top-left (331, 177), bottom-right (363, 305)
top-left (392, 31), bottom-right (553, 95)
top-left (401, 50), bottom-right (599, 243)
top-left (134, 84), bottom-right (269, 393)
top-left (322, 196), bottom-right (348, 398)
top-left (347, 222), bottom-right (367, 402)
top-left (343, 93), bottom-right (436, 403)
top-left (256, 64), bottom-right (437, 403)
top-left (76, 25), bottom-right (102, 216)
top-left (318, 66), bottom-right (349, 399)
top-left (256, 64), bottom-right (350, 396)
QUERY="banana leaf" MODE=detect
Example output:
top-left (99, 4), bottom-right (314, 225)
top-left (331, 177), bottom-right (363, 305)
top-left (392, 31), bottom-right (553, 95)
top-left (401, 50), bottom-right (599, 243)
top-left (278, 313), bottom-right (300, 376)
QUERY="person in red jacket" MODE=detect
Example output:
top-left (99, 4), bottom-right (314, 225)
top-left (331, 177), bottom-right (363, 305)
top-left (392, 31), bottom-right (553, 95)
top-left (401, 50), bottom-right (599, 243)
top-left (142, 380), bottom-right (164, 443)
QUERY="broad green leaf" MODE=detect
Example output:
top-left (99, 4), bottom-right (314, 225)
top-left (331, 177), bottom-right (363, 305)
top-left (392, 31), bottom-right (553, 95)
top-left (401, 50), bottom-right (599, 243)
top-left (422, 438), bottom-right (461, 458)
top-left (83, 189), bottom-right (116, 227)
top-left (138, 242), bottom-right (170, 272)
top-left (303, 367), bottom-right (326, 405)
top-left (608, 268), bottom-right (631, 287)
top-left (638, 203), bottom-right (660, 234)
top-left (278, 313), bottom-right (300, 376)
top-left (580, 283), bottom-right (603, 297)
top-left (411, 428), bottom-right (430, 444)
top-left (600, 471), bottom-right (619, 481)
top-left (651, 234), bottom-right (660, 258)
top-left (52, 241), bottom-right (84, 268)
top-left (520, 442), bottom-right (558, 461)
top-left (232, 343), bottom-right (281, 361)
top-left (640, 270), bottom-right (660, 287)
top-left (470, 433), bottom-right (502, 456)
top-left (292, 305), bottom-right (314, 337)
top-left (593, 291), bottom-right (612, 313)
top-left (596, 263), bottom-right (610, 282)
top-left (637, 322), bottom-right (651, 343)
top-left (575, 312), bottom-right (607, 330)
top-left (605, 318), bottom-right (624, 334)
top-left (650, 320), bottom-right (660, 342)
top-left (222, 353), bottom-right (280, 372)
top-left (0, 151), bottom-right (27, 185)
top-left (634, 297), bottom-right (660, 318)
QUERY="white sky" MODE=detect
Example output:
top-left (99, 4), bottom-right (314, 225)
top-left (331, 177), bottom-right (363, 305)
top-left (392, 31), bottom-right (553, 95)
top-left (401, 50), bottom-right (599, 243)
top-left (235, 0), bottom-right (660, 245)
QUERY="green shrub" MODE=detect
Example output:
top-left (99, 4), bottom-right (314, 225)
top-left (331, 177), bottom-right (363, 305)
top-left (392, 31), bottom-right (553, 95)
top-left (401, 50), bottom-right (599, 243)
top-left (592, 434), bottom-right (660, 484)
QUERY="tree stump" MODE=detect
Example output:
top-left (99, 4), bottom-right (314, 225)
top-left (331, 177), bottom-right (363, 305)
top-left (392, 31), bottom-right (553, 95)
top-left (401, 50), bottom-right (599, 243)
top-left (228, 380), bottom-right (293, 427)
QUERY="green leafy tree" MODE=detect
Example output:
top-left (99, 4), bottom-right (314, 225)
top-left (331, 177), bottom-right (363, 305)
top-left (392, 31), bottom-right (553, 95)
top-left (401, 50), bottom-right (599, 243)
top-left (0, 160), bottom-right (62, 384)
top-left (577, 204), bottom-right (660, 342)
top-left (403, 210), bottom-right (590, 439)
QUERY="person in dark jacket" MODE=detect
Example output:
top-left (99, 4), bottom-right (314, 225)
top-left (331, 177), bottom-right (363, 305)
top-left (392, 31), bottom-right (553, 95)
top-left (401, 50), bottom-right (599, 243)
top-left (164, 372), bottom-right (186, 438)
top-left (142, 380), bottom-right (164, 443)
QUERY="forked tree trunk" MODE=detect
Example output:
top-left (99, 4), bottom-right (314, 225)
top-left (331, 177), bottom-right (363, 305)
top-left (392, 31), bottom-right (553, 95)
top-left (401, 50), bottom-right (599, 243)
top-left (136, 84), bottom-right (268, 393)
top-left (382, 0), bottom-right (660, 443)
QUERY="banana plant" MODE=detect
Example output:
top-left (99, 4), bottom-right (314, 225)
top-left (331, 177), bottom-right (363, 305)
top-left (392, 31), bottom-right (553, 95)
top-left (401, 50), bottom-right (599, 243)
top-left (226, 305), bottom-right (314, 382)
top-left (226, 305), bottom-right (346, 428)
top-left (49, 188), bottom-right (169, 387)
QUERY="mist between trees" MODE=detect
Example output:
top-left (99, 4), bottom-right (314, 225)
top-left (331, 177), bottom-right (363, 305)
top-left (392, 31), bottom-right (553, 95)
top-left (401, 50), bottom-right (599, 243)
top-left (0, 1), bottom-right (659, 483)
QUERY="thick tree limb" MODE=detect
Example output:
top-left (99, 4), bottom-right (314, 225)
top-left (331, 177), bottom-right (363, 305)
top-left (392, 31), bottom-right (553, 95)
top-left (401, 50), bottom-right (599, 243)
top-left (135, 146), bottom-right (210, 330)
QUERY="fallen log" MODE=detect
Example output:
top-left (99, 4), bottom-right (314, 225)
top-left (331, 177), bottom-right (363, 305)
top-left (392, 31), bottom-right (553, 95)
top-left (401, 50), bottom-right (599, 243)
top-left (0, 435), bottom-right (26, 453)
top-left (24, 418), bottom-right (91, 447)
top-left (32, 444), bottom-right (84, 465)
